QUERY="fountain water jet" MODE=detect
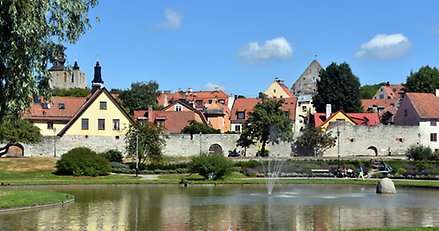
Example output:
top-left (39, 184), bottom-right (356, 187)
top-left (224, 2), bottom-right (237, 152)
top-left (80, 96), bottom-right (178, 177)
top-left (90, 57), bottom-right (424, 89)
top-left (262, 156), bottom-right (285, 196)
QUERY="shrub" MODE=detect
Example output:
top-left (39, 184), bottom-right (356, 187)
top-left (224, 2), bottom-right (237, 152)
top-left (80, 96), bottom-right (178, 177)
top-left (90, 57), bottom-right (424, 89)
top-left (99, 149), bottom-right (124, 163)
top-left (189, 154), bottom-right (234, 180)
top-left (406, 145), bottom-right (436, 161)
top-left (56, 147), bottom-right (111, 176)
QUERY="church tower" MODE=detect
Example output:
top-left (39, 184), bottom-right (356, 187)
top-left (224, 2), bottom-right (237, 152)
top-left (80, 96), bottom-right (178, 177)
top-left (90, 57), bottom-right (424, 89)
top-left (91, 61), bottom-right (104, 95)
top-left (48, 52), bottom-right (87, 89)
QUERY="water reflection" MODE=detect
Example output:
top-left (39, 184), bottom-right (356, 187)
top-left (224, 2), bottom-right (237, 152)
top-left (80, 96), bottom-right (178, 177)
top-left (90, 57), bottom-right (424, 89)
top-left (0, 184), bottom-right (438, 230)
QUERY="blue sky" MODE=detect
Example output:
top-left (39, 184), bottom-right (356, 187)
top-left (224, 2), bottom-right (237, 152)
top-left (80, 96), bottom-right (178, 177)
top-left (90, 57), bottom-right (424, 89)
top-left (65, 1), bottom-right (439, 97)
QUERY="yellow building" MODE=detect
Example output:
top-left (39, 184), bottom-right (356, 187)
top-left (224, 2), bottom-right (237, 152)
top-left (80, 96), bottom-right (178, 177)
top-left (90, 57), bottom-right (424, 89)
top-left (264, 78), bottom-right (294, 99)
top-left (23, 88), bottom-right (132, 137)
top-left (314, 111), bottom-right (380, 131)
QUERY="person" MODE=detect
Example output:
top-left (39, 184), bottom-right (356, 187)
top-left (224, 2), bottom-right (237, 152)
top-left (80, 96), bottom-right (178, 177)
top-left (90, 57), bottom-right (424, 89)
top-left (358, 166), bottom-right (365, 180)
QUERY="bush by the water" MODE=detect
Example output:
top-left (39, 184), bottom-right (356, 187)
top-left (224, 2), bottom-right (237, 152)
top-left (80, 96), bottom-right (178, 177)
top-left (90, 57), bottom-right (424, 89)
top-left (406, 145), bottom-right (438, 161)
top-left (56, 147), bottom-right (111, 176)
top-left (99, 149), bottom-right (123, 163)
top-left (189, 154), bottom-right (234, 180)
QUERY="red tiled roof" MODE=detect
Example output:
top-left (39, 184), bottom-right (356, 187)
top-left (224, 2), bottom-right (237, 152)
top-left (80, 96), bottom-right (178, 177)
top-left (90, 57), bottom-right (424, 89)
top-left (377, 84), bottom-right (404, 99)
top-left (405, 92), bottom-right (439, 119)
top-left (134, 110), bottom-right (208, 134)
top-left (230, 97), bottom-right (297, 122)
top-left (157, 90), bottom-right (229, 109)
top-left (23, 96), bottom-right (87, 121)
top-left (361, 99), bottom-right (396, 110)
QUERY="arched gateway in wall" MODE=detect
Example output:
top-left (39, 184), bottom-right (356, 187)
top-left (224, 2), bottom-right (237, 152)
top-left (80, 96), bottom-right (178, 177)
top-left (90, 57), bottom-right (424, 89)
top-left (209, 144), bottom-right (223, 154)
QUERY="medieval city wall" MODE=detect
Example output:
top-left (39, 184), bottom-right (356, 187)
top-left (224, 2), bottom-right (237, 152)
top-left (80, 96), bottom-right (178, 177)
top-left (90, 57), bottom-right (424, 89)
top-left (16, 124), bottom-right (419, 158)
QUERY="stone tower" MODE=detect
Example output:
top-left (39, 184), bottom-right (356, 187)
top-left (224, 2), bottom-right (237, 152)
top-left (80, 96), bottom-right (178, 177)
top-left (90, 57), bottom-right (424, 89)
top-left (291, 60), bottom-right (323, 96)
top-left (48, 52), bottom-right (87, 89)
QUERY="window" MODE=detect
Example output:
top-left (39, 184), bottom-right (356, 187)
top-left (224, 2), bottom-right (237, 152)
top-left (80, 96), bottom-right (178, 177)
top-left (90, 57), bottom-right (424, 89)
top-left (58, 103), bottom-right (65, 110)
top-left (113, 119), bottom-right (120, 130)
top-left (431, 133), bottom-right (437, 142)
top-left (175, 105), bottom-right (182, 111)
top-left (208, 100), bottom-right (212, 104)
top-left (42, 103), bottom-right (49, 109)
top-left (100, 101), bottom-right (107, 110)
top-left (379, 94), bottom-right (384, 99)
top-left (336, 119), bottom-right (345, 122)
top-left (273, 89), bottom-right (276, 93)
top-left (431, 120), bottom-right (437, 126)
top-left (196, 100), bottom-right (203, 107)
top-left (47, 122), bottom-right (54, 129)
top-left (404, 109), bottom-right (408, 117)
top-left (219, 100), bottom-right (225, 104)
top-left (234, 125), bottom-right (241, 132)
top-left (284, 111), bottom-right (290, 117)
top-left (156, 120), bottom-right (165, 127)
top-left (237, 112), bottom-right (245, 119)
top-left (82, 118), bottom-right (89, 130)
top-left (302, 105), bottom-right (307, 112)
top-left (98, 119), bottom-right (105, 130)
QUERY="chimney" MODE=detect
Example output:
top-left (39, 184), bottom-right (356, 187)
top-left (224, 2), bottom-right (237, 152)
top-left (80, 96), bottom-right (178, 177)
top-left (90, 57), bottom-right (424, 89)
top-left (178, 88), bottom-right (183, 93)
top-left (188, 88), bottom-right (192, 93)
top-left (435, 89), bottom-right (439, 97)
top-left (164, 90), bottom-right (171, 94)
top-left (148, 105), bottom-right (153, 122)
top-left (325, 104), bottom-right (332, 120)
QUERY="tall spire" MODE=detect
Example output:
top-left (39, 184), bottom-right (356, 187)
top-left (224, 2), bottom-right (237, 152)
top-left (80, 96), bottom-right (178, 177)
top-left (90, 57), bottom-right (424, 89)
top-left (91, 61), bottom-right (104, 94)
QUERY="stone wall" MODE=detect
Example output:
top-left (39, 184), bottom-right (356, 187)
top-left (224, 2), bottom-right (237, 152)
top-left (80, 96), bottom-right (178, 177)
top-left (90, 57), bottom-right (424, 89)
top-left (15, 124), bottom-right (419, 158)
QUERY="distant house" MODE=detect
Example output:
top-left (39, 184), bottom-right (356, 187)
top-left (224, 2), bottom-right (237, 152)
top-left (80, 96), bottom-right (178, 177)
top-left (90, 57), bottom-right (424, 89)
top-left (203, 102), bottom-right (231, 133)
top-left (362, 98), bottom-right (398, 124)
top-left (230, 98), bottom-right (297, 133)
top-left (24, 62), bottom-right (132, 138)
top-left (264, 78), bottom-right (294, 99)
top-left (313, 111), bottom-right (380, 131)
top-left (394, 92), bottom-right (439, 151)
top-left (134, 100), bottom-right (209, 134)
top-left (156, 88), bottom-right (231, 110)
top-left (372, 83), bottom-right (404, 100)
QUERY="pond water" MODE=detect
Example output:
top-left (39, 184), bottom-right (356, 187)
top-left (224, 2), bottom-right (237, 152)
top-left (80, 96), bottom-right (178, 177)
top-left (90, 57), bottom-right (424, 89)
top-left (0, 184), bottom-right (438, 231)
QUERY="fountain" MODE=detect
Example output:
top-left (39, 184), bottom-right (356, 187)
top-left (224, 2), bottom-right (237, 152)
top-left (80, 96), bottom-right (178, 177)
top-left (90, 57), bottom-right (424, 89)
top-left (262, 156), bottom-right (285, 196)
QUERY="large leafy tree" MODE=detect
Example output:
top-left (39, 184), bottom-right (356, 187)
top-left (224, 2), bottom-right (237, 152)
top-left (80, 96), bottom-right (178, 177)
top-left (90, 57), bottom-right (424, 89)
top-left (404, 66), bottom-right (439, 93)
top-left (0, 0), bottom-right (98, 120)
top-left (118, 81), bottom-right (161, 114)
top-left (0, 117), bottom-right (42, 157)
top-left (292, 125), bottom-right (336, 156)
top-left (313, 62), bottom-right (363, 113)
top-left (125, 121), bottom-right (168, 164)
top-left (237, 99), bottom-right (294, 157)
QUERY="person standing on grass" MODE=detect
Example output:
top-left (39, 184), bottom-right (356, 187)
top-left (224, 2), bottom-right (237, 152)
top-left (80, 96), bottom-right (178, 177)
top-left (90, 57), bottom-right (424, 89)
top-left (359, 166), bottom-right (365, 180)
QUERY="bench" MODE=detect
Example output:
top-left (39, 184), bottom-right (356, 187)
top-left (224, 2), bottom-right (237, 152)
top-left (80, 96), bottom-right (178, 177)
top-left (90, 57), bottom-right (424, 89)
top-left (310, 169), bottom-right (333, 177)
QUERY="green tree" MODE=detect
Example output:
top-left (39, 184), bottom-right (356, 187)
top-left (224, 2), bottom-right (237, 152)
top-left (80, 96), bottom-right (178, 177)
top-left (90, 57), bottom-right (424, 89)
top-left (118, 81), bottom-right (161, 114)
top-left (125, 121), bottom-right (168, 164)
top-left (0, 0), bottom-right (98, 120)
top-left (52, 87), bottom-right (91, 97)
top-left (313, 62), bottom-right (363, 113)
top-left (292, 125), bottom-right (336, 156)
top-left (237, 99), bottom-right (294, 157)
top-left (0, 117), bottom-right (42, 157)
top-left (404, 66), bottom-right (439, 93)
top-left (406, 144), bottom-right (438, 161)
top-left (360, 82), bottom-right (386, 99)
top-left (181, 120), bottom-right (221, 136)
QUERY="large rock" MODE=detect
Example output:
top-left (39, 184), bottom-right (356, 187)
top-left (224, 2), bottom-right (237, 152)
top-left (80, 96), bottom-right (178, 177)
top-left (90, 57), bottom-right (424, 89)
top-left (376, 177), bottom-right (396, 194)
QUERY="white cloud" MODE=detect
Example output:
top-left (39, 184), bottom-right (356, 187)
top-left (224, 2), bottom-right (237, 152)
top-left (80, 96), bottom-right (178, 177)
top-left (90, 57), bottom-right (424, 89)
top-left (204, 83), bottom-right (226, 91)
top-left (355, 33), bottom-right (411, 59)
top-left (238, 37), bottom-right (293, 63)
top-left (160, 8), bottom-right (183, 29)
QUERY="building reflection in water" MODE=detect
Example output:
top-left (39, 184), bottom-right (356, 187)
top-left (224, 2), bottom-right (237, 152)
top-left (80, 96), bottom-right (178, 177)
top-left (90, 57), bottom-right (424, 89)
top-left (0, 185), bottom-right (438, 231)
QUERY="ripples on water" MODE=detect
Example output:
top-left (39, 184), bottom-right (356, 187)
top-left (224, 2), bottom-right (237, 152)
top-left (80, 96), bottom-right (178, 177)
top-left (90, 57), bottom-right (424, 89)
top-left (0, 184), bottom-right (438, 231)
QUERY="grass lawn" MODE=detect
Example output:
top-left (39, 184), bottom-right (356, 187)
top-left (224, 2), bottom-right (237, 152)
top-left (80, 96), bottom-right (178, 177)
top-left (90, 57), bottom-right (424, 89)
top-left (0, 189), bottom-right (73, 209)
